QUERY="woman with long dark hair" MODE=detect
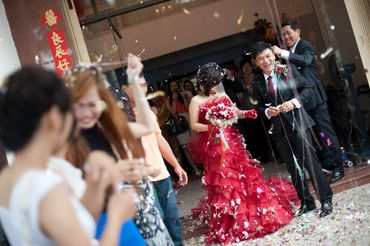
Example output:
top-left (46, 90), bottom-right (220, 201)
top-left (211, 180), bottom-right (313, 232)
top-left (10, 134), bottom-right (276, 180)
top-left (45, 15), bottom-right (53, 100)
top-left (166, 80), bottom-right (200, 175)
top-left (183, 79), bottom-right (197, 99)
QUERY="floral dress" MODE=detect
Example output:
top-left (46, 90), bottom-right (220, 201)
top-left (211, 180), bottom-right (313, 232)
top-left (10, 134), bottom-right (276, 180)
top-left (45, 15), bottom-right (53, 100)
top-left (134, 179), bottom-right (174, 246)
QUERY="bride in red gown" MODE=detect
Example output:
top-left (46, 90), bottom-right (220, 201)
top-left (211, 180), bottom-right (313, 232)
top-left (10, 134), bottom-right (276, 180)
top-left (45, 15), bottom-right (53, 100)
top-left (188, 63), bottom-right (298, 244)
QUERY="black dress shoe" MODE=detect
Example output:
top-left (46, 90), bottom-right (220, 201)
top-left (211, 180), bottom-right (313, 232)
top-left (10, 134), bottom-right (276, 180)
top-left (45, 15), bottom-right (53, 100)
top-left (330, 169), bottom-right (344, 183)
top-left (295, 202), bottom-right (317, 217)
top-left (319, 201), bottom-right (333, 218)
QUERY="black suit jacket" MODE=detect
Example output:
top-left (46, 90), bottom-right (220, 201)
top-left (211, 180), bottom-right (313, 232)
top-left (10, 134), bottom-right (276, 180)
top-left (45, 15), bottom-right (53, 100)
top-left (253, 64), bottom-right (315, 141)
top-left (222, 77), bottom-right (244, 108)
top-left (287, 38), bottom-right (327, 111)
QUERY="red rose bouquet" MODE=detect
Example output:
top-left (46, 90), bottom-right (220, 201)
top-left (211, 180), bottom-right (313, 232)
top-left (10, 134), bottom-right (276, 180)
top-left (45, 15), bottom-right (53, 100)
top-left (205, 102), bottom-right (239, 167)
top-left (205, 103), bottom-right (238, 128)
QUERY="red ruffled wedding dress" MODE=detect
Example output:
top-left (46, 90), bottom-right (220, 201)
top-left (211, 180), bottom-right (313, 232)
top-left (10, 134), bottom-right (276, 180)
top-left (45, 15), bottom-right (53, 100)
top-left (188, 96), bottom-right (298, 245)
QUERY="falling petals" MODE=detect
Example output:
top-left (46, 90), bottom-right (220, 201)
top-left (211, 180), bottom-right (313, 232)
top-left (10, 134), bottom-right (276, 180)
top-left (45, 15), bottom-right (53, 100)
top-left (237, 9), bottom-right (244, 26)
top-left (185, 184), bottom-right (370, 245)
top-left (327, 138), bottom-right (333, 146)
top-left (182, 7), bottom-right (191, 15)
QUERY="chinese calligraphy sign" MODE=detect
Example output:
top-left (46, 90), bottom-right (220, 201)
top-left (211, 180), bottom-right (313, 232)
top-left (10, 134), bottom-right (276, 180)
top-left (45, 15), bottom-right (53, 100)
top-left (47, 30), bottom-right (72, 76)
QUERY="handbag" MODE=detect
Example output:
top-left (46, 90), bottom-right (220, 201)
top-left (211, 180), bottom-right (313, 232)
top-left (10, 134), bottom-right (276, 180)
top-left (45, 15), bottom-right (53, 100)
top-left (165, 115), bottom-right (189, 136)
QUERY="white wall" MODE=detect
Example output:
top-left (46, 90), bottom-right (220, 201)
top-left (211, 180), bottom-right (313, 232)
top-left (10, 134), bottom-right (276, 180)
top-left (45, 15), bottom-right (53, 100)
top-left (0, 0), bottom-right (20, 84)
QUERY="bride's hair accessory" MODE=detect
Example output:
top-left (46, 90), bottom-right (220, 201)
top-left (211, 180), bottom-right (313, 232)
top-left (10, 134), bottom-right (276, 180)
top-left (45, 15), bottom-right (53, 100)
top-left (196, 62), bottom-right (225, 96)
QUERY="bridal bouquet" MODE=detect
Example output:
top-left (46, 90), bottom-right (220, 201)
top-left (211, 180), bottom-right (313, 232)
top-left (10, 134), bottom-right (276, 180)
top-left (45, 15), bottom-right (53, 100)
top-left (205, 103), bottom-right (238, 128)
top-left (205, 102), bottom-right (238, 167)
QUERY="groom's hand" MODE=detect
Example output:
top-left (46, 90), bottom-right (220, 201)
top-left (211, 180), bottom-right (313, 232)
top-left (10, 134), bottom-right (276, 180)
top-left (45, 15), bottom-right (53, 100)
top-left (279, 101), bottom-right (295, 113)
top-left (267, 106), bottom-right (280, 117)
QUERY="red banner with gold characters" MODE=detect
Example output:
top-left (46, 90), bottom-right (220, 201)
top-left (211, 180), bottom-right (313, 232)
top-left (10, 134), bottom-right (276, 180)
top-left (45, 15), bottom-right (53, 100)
top-left (47, 30), bottom-right (72, 76)
top-left (42, 8), bottom-right (72, 76)
top-left (41, 8), bottom-right (62, 28)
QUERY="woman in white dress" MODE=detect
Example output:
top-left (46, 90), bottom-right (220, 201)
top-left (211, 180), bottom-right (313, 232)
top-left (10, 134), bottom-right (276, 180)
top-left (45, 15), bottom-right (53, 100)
top-left (0, 67), bottom-right (136, 245)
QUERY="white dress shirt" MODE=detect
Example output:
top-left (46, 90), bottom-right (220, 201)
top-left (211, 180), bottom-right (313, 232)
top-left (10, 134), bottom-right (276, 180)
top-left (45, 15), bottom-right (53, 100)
top-left (281, 38), bottom-right (301, 59)
top-left (263, 68), bottom-right (301, 119)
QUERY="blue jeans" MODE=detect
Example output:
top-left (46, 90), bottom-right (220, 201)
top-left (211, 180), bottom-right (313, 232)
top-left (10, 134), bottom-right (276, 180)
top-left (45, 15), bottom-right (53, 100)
top-left (153, 177), bottom-right (184, 246)
top-left (96, 213), bottom-right (146, 246)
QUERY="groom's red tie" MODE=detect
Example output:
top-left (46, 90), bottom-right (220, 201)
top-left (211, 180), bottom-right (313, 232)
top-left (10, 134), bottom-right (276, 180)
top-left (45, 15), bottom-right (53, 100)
top-left (267, 75), bottom-right (275, 98)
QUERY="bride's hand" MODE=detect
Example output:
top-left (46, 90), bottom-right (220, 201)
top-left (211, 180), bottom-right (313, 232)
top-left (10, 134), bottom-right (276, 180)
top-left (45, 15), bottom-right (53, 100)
top-left (207, 124), bottom-right (219, 133)
top-left (243, 109), bottom-right (257, 119)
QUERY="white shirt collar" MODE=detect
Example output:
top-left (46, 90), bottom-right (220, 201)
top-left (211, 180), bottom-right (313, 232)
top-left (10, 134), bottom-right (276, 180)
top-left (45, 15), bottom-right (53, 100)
top-left (290, 38), bottom-right (301, 53)
top-left (263, 70), bottom-right (275, 81)
top-left (263, 70), bottom-right (277, 91)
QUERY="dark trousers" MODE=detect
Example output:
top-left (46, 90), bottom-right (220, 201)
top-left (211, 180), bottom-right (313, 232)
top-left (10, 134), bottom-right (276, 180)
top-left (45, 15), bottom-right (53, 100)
top-left (308, 103), bottom-right (342, 170)
top-left (274, 127), bottom-right (333, 204)
top-left (237, 118), bottom-right (270, 163)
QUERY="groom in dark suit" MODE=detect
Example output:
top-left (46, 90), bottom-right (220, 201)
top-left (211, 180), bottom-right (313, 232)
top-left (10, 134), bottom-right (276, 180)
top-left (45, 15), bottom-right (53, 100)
top-left (272, 20), bottom-right (344, 183)
top-left (251, 41), bottom-right (333, 217)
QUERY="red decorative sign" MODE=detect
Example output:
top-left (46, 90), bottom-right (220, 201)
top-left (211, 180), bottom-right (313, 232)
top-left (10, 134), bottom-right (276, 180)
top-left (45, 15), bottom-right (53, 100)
top-left (41, 7), bottom-right (72, 76)
top-left (47, 30), bottom-right (72, 76)
top-left (41, 9), bottom-right (62, 28)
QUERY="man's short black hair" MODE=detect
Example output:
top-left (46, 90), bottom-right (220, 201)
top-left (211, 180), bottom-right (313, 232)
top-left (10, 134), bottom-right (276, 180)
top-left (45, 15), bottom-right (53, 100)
top-left (222, 63), bottom-right (238, 72)
top-left (251, 41), bottom-right (272, 59)
top-left (282, 20), bottom-right (300, 31)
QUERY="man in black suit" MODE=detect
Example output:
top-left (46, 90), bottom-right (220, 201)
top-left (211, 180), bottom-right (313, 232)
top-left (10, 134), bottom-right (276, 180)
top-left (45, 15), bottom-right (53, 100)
top-left (239, 54), bottom-right (270, 163)
top-left (222, 63), bottom-right (244, 108)
top-left (252, 41), bottom-right (333, 217)
top-left (272, 20), bottom-right (344, 183)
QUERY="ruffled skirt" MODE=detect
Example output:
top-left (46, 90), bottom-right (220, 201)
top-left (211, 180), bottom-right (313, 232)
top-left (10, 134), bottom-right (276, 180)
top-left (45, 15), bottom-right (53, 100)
top-left (188, 126), bottom-right (298, 244)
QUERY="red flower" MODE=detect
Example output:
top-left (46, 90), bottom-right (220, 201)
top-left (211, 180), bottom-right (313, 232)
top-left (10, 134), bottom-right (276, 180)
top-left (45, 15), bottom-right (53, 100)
top-left (275, 63), bottom-right (289, 81)
top-left (276, 66), bottom-right (285, 73)
top-left (205, 103), bottom-right (238, 128)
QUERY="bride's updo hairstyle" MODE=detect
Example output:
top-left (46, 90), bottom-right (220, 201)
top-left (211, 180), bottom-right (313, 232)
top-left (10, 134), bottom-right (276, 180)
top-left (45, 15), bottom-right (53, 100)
top-left (196, 62), bottom-right (225, 96)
